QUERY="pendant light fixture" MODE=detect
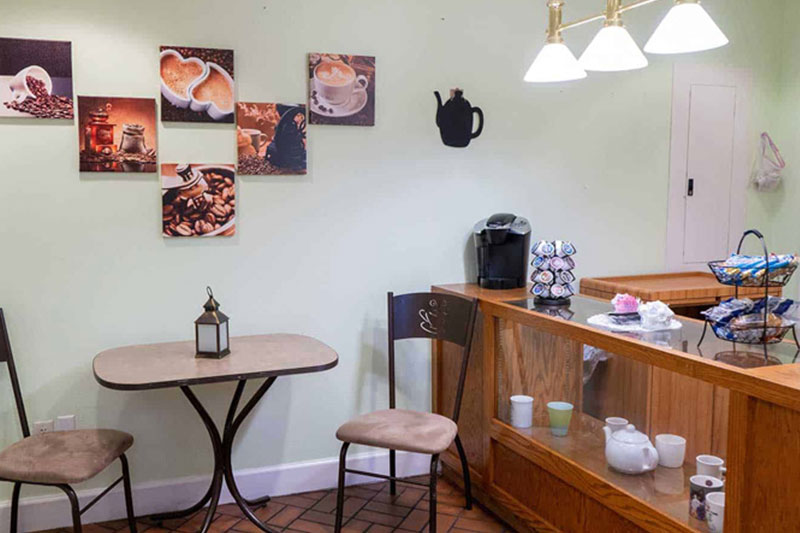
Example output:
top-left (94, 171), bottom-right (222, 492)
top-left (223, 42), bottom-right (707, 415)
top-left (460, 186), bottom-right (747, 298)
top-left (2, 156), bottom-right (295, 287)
top-left (644, 0), bottom-right (729, 54)
top-left (579, 0), bottom-right (648, 72)
top-left (524, 0), bottom-right (587, 83)
top-left (524, 0), bottom-right (728, 83)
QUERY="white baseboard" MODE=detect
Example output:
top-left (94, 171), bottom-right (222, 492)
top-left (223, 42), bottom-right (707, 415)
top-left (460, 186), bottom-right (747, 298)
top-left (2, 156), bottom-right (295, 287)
top-left (0, 450), bottom-right (429, 533)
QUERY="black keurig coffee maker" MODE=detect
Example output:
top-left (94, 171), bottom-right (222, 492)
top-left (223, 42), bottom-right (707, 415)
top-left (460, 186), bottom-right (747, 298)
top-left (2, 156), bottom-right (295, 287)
top-left (474, 213), bottom-right (531, 289)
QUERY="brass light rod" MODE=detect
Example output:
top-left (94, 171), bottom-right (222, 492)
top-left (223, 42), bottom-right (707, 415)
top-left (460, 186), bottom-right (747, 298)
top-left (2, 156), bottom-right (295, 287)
top-left (557, 0), bottom-right (671, 32)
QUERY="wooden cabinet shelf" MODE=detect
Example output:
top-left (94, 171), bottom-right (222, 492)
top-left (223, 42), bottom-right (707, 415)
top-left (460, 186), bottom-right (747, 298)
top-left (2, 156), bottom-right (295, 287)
top-left (432, 283), bottom-right (800, 533)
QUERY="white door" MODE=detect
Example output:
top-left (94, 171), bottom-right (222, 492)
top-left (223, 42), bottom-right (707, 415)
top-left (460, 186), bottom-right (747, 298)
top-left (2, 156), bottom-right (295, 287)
top-left (666, 65), bottom-right (751, 271)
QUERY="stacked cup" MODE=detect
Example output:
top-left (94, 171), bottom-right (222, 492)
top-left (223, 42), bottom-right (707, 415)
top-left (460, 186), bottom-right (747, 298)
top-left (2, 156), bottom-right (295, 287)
top-left (530, 240), bottom-right (576, 303)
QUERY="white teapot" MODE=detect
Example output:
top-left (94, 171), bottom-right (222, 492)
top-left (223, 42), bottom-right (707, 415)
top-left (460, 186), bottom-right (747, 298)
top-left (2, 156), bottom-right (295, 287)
top-left (603, 424), bottom-right (659, 475)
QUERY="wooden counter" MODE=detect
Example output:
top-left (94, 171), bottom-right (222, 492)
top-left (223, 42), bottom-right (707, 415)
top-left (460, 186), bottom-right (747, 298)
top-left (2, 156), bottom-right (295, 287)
top-left (580, 272), bottom-right (781, 318)
top-left (431, 283), bottom-right (800, 533)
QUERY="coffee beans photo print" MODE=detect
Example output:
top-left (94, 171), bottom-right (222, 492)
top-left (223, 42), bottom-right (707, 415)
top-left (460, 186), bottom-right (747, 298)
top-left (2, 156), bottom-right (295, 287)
top-left (161, 163), bottom-right (236, 237)
top-left (237, 102), bottom-right (307, 175)
top-left (78, 96), bottom-right (157, 173)
top-left (308, 53), bottom-right (375, 126)
top-left (0, 37), bottom-right (74, 119)
top-left (160, 45), bottom-right (234, 123)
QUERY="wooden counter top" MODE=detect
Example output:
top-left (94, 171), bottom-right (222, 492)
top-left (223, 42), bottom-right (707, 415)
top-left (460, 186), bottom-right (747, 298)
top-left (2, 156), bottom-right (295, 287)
top-left (433, 283), bottom-right (800, 412)
top-left (580, 272), bottom-right (781, 307)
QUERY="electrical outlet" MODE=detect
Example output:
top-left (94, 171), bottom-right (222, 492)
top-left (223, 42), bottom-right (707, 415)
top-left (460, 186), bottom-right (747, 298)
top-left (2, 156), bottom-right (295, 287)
top-left (33, 420), bottom-right (54, 434)
top-left (55, 415), bottom-right (76, 431)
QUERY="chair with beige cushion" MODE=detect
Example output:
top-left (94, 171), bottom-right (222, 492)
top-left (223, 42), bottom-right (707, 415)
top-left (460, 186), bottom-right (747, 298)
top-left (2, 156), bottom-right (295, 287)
top-left (334, 292), bottom-right (478, 533)
top-left (0, 309), bottom-right (137, 533)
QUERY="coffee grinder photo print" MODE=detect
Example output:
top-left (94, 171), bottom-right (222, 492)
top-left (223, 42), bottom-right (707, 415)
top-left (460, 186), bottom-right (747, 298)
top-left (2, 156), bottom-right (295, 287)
top-left (160, 45), bottom-right (235, 123)
top-left (308, 53), bottom-right (375, 126)
top-left (0, 37), bottom-right (74, 119)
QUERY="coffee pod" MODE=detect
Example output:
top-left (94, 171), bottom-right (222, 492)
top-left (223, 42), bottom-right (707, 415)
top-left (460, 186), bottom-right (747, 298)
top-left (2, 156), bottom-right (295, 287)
top-left (563, 257), bottom-right (576, 270)
top-left (533, 270), bottom-right (555, 284)
top-left (563, 282), bottom-right (575, 297)
top-left (531, 283), bottom-right (550, 298)
top-left (532, 240), bottom-right (556, 257)
top-left (549, 256), bottom-right (566, 271)
top-left (559, 270), bottom-right (576, 283)
top-left (531, 255), bottom-right (550, 270)
top-left (555, 240), bottom-right (576, 257)
top-left (550, 283), bottom-right (567, 298)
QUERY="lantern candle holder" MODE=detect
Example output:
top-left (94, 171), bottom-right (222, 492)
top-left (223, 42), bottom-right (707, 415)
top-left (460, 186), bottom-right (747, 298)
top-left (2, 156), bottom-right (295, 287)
top-left (195, 286), bottom-right (230, 359)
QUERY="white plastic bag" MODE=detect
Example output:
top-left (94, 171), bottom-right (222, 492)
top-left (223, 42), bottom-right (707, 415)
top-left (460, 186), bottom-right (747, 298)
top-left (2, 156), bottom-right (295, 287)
top-left (752, 132), bottom-right (785, 192)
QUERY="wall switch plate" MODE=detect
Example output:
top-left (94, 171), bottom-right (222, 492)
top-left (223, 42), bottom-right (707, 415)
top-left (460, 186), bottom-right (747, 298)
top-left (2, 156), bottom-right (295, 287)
top-left (55, 415), bottom-right (76, 431)
top-left (33, 420), bottom-right (54, 434)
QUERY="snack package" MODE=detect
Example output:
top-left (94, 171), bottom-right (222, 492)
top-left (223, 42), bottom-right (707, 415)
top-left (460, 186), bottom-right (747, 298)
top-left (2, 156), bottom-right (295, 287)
top-left (702, 296), bottom-right (798, 343)
top-left (713, 253), bottom-right (799, 285)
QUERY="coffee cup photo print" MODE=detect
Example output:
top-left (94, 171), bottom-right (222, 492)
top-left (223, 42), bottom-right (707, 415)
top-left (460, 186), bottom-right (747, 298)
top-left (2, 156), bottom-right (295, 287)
top-left (160, 45), bottom-right (234, 123)
top-left (0, 37), bottom-right (74, 119)
top-left (308, 52), bottom-right (375, 126)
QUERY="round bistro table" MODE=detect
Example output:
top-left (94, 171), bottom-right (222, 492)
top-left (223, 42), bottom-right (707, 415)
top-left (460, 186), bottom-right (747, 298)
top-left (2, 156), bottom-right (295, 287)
top-left (93, 334), bottom-right (338, 533)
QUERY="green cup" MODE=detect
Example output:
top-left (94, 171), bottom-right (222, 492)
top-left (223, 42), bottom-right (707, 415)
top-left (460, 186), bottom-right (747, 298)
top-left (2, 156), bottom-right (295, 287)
top-left (547, 401), bottom-right (574, 437)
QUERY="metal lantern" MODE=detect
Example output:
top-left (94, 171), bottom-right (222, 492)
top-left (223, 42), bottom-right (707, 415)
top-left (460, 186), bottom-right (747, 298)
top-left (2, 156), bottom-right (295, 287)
top-left (195, 287), bottom-right (230, 359)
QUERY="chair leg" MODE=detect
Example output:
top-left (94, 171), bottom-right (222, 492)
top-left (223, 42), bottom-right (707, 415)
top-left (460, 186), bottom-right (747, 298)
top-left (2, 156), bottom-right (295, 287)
top-left (334, 442), bottom-right (350, 533)
top-left (389, 449), bottom-right (397, 495)
top-left (10, 482), bottom-right (22, 533)
top-left (120, 454), bottom-right (137, 533)
top-left (453, 434), bottom-right (472, 510)
top-left (429, 454), bottom-right (439, 533)
top-left (59, 485), bottom-right (83, 533)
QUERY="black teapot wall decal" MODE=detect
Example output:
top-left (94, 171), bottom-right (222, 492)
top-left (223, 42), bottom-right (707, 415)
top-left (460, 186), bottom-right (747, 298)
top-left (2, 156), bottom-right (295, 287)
top-left (434, 88), bottom-right (484, 148)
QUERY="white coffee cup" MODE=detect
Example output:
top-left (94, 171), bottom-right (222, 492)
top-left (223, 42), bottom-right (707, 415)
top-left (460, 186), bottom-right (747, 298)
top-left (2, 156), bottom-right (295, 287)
top-left (314, 61), bottom-right (368, 106)
top-left (656, 434), bottom-right (687, 468)
top-left (9, 65), bottom-right (52, 103)
top-left (242, 128), bottom-right (268, 153)
top-left (706, 491), bottom-right (725, 532)
top-left (510, 395), bottom-right (533, 429)
top-left (697, 455), bottom-right (727, 478)
top-left (605, 417), bottom-right (628, 434)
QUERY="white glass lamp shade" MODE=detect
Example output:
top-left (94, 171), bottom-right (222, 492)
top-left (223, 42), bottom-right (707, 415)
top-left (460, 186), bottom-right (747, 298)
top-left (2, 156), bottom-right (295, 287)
top-left (644, 2), bottom-right (729, 54)
top-left (197, 323), bottom-right (219, 354)
top-left (524, 42), bottom-right (587, 83)
top-left (219, 321), bottom-right (228, 352)
top-left (579, 25), bottom-right (648, 72)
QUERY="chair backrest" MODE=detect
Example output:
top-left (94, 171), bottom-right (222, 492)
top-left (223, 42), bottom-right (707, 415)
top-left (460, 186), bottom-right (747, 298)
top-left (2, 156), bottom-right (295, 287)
top-left (0, 309), bottom-right (30, 438)
top-left (387, 292), bottom-right (478, 423)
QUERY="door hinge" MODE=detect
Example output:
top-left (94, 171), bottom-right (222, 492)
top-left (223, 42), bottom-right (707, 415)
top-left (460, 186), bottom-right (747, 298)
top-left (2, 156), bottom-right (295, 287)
top-left (687, 178), bottom-right (695, 197)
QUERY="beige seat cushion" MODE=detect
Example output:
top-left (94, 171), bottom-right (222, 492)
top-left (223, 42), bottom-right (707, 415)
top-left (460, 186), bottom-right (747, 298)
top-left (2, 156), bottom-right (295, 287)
top-left (0, 429), bottom-right (133, 484)
top-left (336, 409), bottom-right (457, 455)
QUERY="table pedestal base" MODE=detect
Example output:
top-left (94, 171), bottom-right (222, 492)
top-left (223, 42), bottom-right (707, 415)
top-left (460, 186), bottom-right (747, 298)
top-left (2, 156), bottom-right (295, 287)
top-left (148, 378), bottom-right (278, 533)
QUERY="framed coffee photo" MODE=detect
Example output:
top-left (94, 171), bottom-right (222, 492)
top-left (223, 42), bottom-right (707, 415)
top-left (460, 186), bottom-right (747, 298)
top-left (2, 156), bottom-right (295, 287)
top-left (0, 37), bottom-right (74, 119)
top-left (161, 163), bottom-right (236, 237)
top-left (308, 53), bottom-right (375, 126)
top-left (77, 96), bottom-right (157, 173)
top-left (237, 102), bottom-right (307, 175)
top-left (160, 45), bottom-right (234, 123)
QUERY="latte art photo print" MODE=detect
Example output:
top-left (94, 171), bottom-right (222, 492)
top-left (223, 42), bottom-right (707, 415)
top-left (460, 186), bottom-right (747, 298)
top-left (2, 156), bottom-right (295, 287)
top-left (308, 53), bottom-right (375, 126)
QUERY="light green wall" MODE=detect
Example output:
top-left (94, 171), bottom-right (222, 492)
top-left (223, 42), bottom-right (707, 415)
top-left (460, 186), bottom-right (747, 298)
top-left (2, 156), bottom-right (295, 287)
top-left (0, 0), bottom-right (789, 502)
top-left (746, 0), bottom-right (800, 296)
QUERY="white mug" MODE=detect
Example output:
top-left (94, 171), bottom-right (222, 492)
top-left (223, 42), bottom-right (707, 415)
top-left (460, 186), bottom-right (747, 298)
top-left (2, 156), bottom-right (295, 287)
top-left (242, 128), bottom-right (268, 153)
top-left (706, 491), bottom-right (725, 532)
top-left (314, 61), bottom-right (368, 105)
top-left (510, 395), bottom-right (533, 429)
top-left (697, 455), bottom-right (727, 478)
top-left (8, 65), bottom-right (52, 103)
top-left (656, 434), bottom-right (687, 468)
top-left (604, 417), bottom-right (628, 434)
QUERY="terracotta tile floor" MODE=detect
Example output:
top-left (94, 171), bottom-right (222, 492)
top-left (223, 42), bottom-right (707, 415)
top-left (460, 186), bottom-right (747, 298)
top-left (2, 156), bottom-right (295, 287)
top-left (39, 476), bottom-right (514, 533)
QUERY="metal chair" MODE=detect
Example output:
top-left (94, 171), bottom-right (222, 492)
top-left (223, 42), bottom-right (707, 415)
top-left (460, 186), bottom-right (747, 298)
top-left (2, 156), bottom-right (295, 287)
top-left (334, 292), bottom-right (478, 533)
top-left (0, 309), bottom-right (137, 533)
